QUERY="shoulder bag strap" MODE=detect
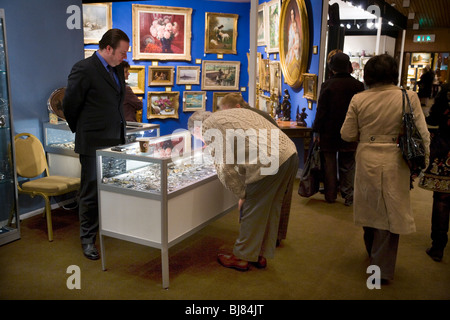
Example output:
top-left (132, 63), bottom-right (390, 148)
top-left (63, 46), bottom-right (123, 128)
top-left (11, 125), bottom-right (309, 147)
top-left (401, 88), bottom-right (414, 116)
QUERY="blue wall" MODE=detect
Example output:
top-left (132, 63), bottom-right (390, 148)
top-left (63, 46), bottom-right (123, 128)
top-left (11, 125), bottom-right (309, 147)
top-left (0, 0), bottom-right (84, 214)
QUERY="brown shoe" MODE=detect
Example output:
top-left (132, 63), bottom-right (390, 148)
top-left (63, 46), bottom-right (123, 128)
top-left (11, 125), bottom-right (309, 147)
top-left (251, 256), bottom-right (267, 269)
top-left (217, 253), bottom-right (249, 271)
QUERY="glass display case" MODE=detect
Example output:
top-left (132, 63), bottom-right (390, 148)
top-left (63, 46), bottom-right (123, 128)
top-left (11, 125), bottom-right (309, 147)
top-left (0, 9), bottom-right (20, 245)
top-left (96, 131), bottom-right (237, 289)
top-left (43, 121), bottom-right (160, 177)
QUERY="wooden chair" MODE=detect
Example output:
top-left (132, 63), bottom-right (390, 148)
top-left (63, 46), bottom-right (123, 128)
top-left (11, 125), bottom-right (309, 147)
top-left (14, 133), bottom-right (80, 241)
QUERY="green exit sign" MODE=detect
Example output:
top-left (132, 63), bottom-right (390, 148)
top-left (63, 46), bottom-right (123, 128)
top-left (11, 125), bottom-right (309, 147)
top-left (413, 34), bottom-right (435, 43)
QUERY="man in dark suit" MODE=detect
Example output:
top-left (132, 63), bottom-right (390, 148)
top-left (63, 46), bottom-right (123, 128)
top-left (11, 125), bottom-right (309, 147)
top-left (63, 29), bottom-right (129, 260)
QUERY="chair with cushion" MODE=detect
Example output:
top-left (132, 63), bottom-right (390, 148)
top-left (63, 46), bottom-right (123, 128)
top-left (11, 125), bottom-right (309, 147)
top-left (14, 133), bottom-right (80, 241)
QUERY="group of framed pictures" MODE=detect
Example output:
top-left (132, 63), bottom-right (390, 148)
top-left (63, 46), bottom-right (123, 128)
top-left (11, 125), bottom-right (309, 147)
top-left (82, 3), bottom-right (242, 121)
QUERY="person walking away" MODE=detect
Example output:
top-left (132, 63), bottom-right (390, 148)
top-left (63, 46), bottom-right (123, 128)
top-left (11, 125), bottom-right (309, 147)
top-left (341, 54), bottom-right (430, 283)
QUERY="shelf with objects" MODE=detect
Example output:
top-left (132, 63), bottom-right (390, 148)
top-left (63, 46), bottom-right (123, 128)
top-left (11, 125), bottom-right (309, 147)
top-left (96, 130), bottom-right (237, 289)
top-left (0, 8), bottom-right (20, 245)
top-left (43, 119), bottom-right (160, 177)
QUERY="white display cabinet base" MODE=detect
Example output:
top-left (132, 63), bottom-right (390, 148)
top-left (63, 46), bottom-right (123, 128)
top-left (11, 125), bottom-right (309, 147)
top-left (99, 177), bottom-right (237, 289)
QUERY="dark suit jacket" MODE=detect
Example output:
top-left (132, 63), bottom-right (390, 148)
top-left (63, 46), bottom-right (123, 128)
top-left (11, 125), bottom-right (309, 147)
top-left (313, 73), bottom-right (364, 152)
top-left (63, 52), bottom-right (126, 156)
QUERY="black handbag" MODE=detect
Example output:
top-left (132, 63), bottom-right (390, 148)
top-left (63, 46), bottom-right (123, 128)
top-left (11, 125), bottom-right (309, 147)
top-left (397, 89), bottom-right (426, 176)
top-left (298, 139), bottom-right (321, 197)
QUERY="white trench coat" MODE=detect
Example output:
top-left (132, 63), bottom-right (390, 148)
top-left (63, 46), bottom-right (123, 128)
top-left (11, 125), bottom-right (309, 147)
top-left (341, 85), bottom-right (430, 234)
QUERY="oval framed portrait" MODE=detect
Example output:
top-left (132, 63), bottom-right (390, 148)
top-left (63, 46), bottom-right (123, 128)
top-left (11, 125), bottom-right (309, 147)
top-left (279, 0), bottom-right (309, 89)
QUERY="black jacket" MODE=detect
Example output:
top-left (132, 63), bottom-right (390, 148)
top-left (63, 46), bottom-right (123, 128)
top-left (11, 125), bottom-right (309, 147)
top-left (313, 73), bottom-right (364, 152)
top-left (63, 52), bottom-right (126, 156)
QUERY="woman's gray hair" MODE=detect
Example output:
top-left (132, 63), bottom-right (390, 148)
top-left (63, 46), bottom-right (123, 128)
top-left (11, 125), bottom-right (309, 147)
top-left (187, 110), bottom-right (212, 133)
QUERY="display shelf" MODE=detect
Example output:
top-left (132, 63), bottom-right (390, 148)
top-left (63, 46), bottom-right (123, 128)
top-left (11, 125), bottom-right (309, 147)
top-left (96, 131), bottom-right (237, 288)
top-left (43, 121), bottom-right (160, 177)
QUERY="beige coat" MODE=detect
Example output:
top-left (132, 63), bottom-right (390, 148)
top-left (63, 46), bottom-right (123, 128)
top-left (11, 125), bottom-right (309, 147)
top-left (341, 85), bottom-right (430, 234)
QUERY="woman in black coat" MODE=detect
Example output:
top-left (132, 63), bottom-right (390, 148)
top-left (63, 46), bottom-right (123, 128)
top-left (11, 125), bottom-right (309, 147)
top-left (312, 52), bottom-right (364, 205)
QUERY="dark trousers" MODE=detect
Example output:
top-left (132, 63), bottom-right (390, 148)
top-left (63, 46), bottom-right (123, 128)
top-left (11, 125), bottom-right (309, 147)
top-left (363, 227), bottom-right (399, 280)
top-left (431, 192), bottom-right (450, 251)
top-left (321, 151), bottom-right (355, 202)
top-left (79, 154), bottom-right (99, 245)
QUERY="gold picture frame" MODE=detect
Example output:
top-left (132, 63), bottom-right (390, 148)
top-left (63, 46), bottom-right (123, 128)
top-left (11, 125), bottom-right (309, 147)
top-left (147, 91), bottom-right (180, 119)
top-left (266, 0), bottom-right (281, 53)
top-left (132, 4), bottom-right (192, 61)
top-left (183, 91), bottom-right (206, 112)
top-left (176, 66), bottom-right (201, 85)
top-left (302, 73), bottom-right (317, 101)
top-left (259, 58), bottom-right (270, 92)
top-left (204, 12), bottom-right (239, 54)
top-left (279, 0), bottom-right (309, 89)
top-left (269, 61), bottom-right (281, 95)
top-left (212, 92), bottom-right (240, 112)
top-left (83, 3), bottom-right (112, 44)
top-left (257, 3), bottom-right (267, 46)
top-left (127, 65), bottom-right (145, 94)
top-left (201, 60), bottom-right (240, 91)
top-left (148, 66), bottom-right (175, 86)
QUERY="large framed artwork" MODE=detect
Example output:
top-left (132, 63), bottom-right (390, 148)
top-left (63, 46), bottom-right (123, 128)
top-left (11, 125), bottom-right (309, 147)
top-left (266, 0), bottom-right (281, 53)
top-left (128, 65), bottom-right (145, 94)
top-left (201, 60), bottom-right (240, 91)
top-left (279, 0), bottom-right (309, 89)
top-left (147, 91), bottom-right (180, 119)
top-left (132, 4), bottom-right (192, 61)
top-left (83, 3), bottom-right (112, 44)
top-left (204, 12), bottom-right (239, 54)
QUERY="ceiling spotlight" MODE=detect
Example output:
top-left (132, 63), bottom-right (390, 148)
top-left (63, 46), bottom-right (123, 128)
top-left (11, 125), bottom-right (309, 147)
top-left (388, 21), bottom-right (394, 26)
top-left (346, 23), bottom-right (351, 29)
top-left (367, 22), bottom-right (374, 29)
top-left (356, 23), bottom-right (360, 29)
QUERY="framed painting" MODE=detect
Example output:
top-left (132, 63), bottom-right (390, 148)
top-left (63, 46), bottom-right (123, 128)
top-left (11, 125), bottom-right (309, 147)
top-left (279, 0), bottom-right (309, 89)
top-left (128, 65), bottom-right (145, 94)
top-left (201, 60), bottom-right (240, 91)
top-left (83, 3), bottom-right (112, 44)
top-left (269, 61), bottom-right (281, 95)
top-left (132, 4), bottom-right (192, 61)
top-left (204, 12), bottom-right (239, 54)
top-left (259, 59), bottom-right (270, 92)
top-left (212, 92), bottom-right (240, 112)
top-left (183, 91), bottom-right (206, 112)
top-left (266, 0), bottom-right (281, 53)
top-left (176, 66), bottom-right (200, 85)
top-left (148, 66), bottom-right (175, 86)
top-left (147, 91), bottom-right (180, 119)
top-left (257, 3), bottom-right (267, 46)
top-left (84, 49), bottom-right (96, 59)
top-left (302, 73), bottom-right (317, 101)
top-left (258, 94), bottom-right (271, 114)
top-left (411, 53), bottom-right (432, 65)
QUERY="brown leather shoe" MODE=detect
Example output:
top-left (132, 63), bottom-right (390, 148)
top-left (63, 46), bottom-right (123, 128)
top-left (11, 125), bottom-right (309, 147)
top-left (251, 256), bottom-right (267, 269)
top-left (217, 253), bottom-right (249, 271)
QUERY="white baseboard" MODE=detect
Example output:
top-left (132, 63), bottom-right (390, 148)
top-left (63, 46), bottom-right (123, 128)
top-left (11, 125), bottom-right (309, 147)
top-left (20, 198), bottom-right (78, 220)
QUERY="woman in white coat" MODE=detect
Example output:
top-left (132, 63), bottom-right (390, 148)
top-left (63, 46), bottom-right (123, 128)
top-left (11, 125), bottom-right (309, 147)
top-left (341, 54), bottom-right (430, 283)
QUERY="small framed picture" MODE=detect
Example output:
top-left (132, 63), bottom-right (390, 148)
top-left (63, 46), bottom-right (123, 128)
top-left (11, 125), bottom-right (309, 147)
top-left (204, 12), bottom-right (239, 54)
top-left (148, 66), bottom-right (175, 86)
top-left (302, 73), bottom-right (317, 101)
top-left (147, 91), bottom-right (179, 119)
top-left (183, 91), bottom-right (206, 112)
top-left (201, 60), bottom-right (240, 91)
top-left (176, 66), bottom-right (201, 85)
top-left (83, 3), bottom-right (112, 44)
top-left (127, 65), bottom-right (145, 94)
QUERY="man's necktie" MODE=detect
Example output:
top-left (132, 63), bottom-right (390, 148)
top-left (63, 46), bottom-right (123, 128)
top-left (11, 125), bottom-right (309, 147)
top-left (107, 65), bottom-right (119, 89)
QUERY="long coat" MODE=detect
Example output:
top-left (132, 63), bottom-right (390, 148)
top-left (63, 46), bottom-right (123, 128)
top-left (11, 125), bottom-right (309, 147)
top-left (341, 85), bottom-right (430, 234)
top-left (313, 73), bottom-right (364, 152)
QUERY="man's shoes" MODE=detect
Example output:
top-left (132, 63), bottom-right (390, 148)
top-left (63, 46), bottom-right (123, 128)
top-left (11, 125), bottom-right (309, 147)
top-left (217, 253), bottom-right (249, 271)
top-left (251, 256), bottom-right (267, 269)
top-left (82, 243), bottom-right (100, 260)
top-left (426, 247), bottom-right (443, 262)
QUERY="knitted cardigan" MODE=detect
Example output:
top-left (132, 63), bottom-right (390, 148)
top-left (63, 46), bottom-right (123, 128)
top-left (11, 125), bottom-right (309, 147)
top-left (202, 108), bottom-right (297, 199)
